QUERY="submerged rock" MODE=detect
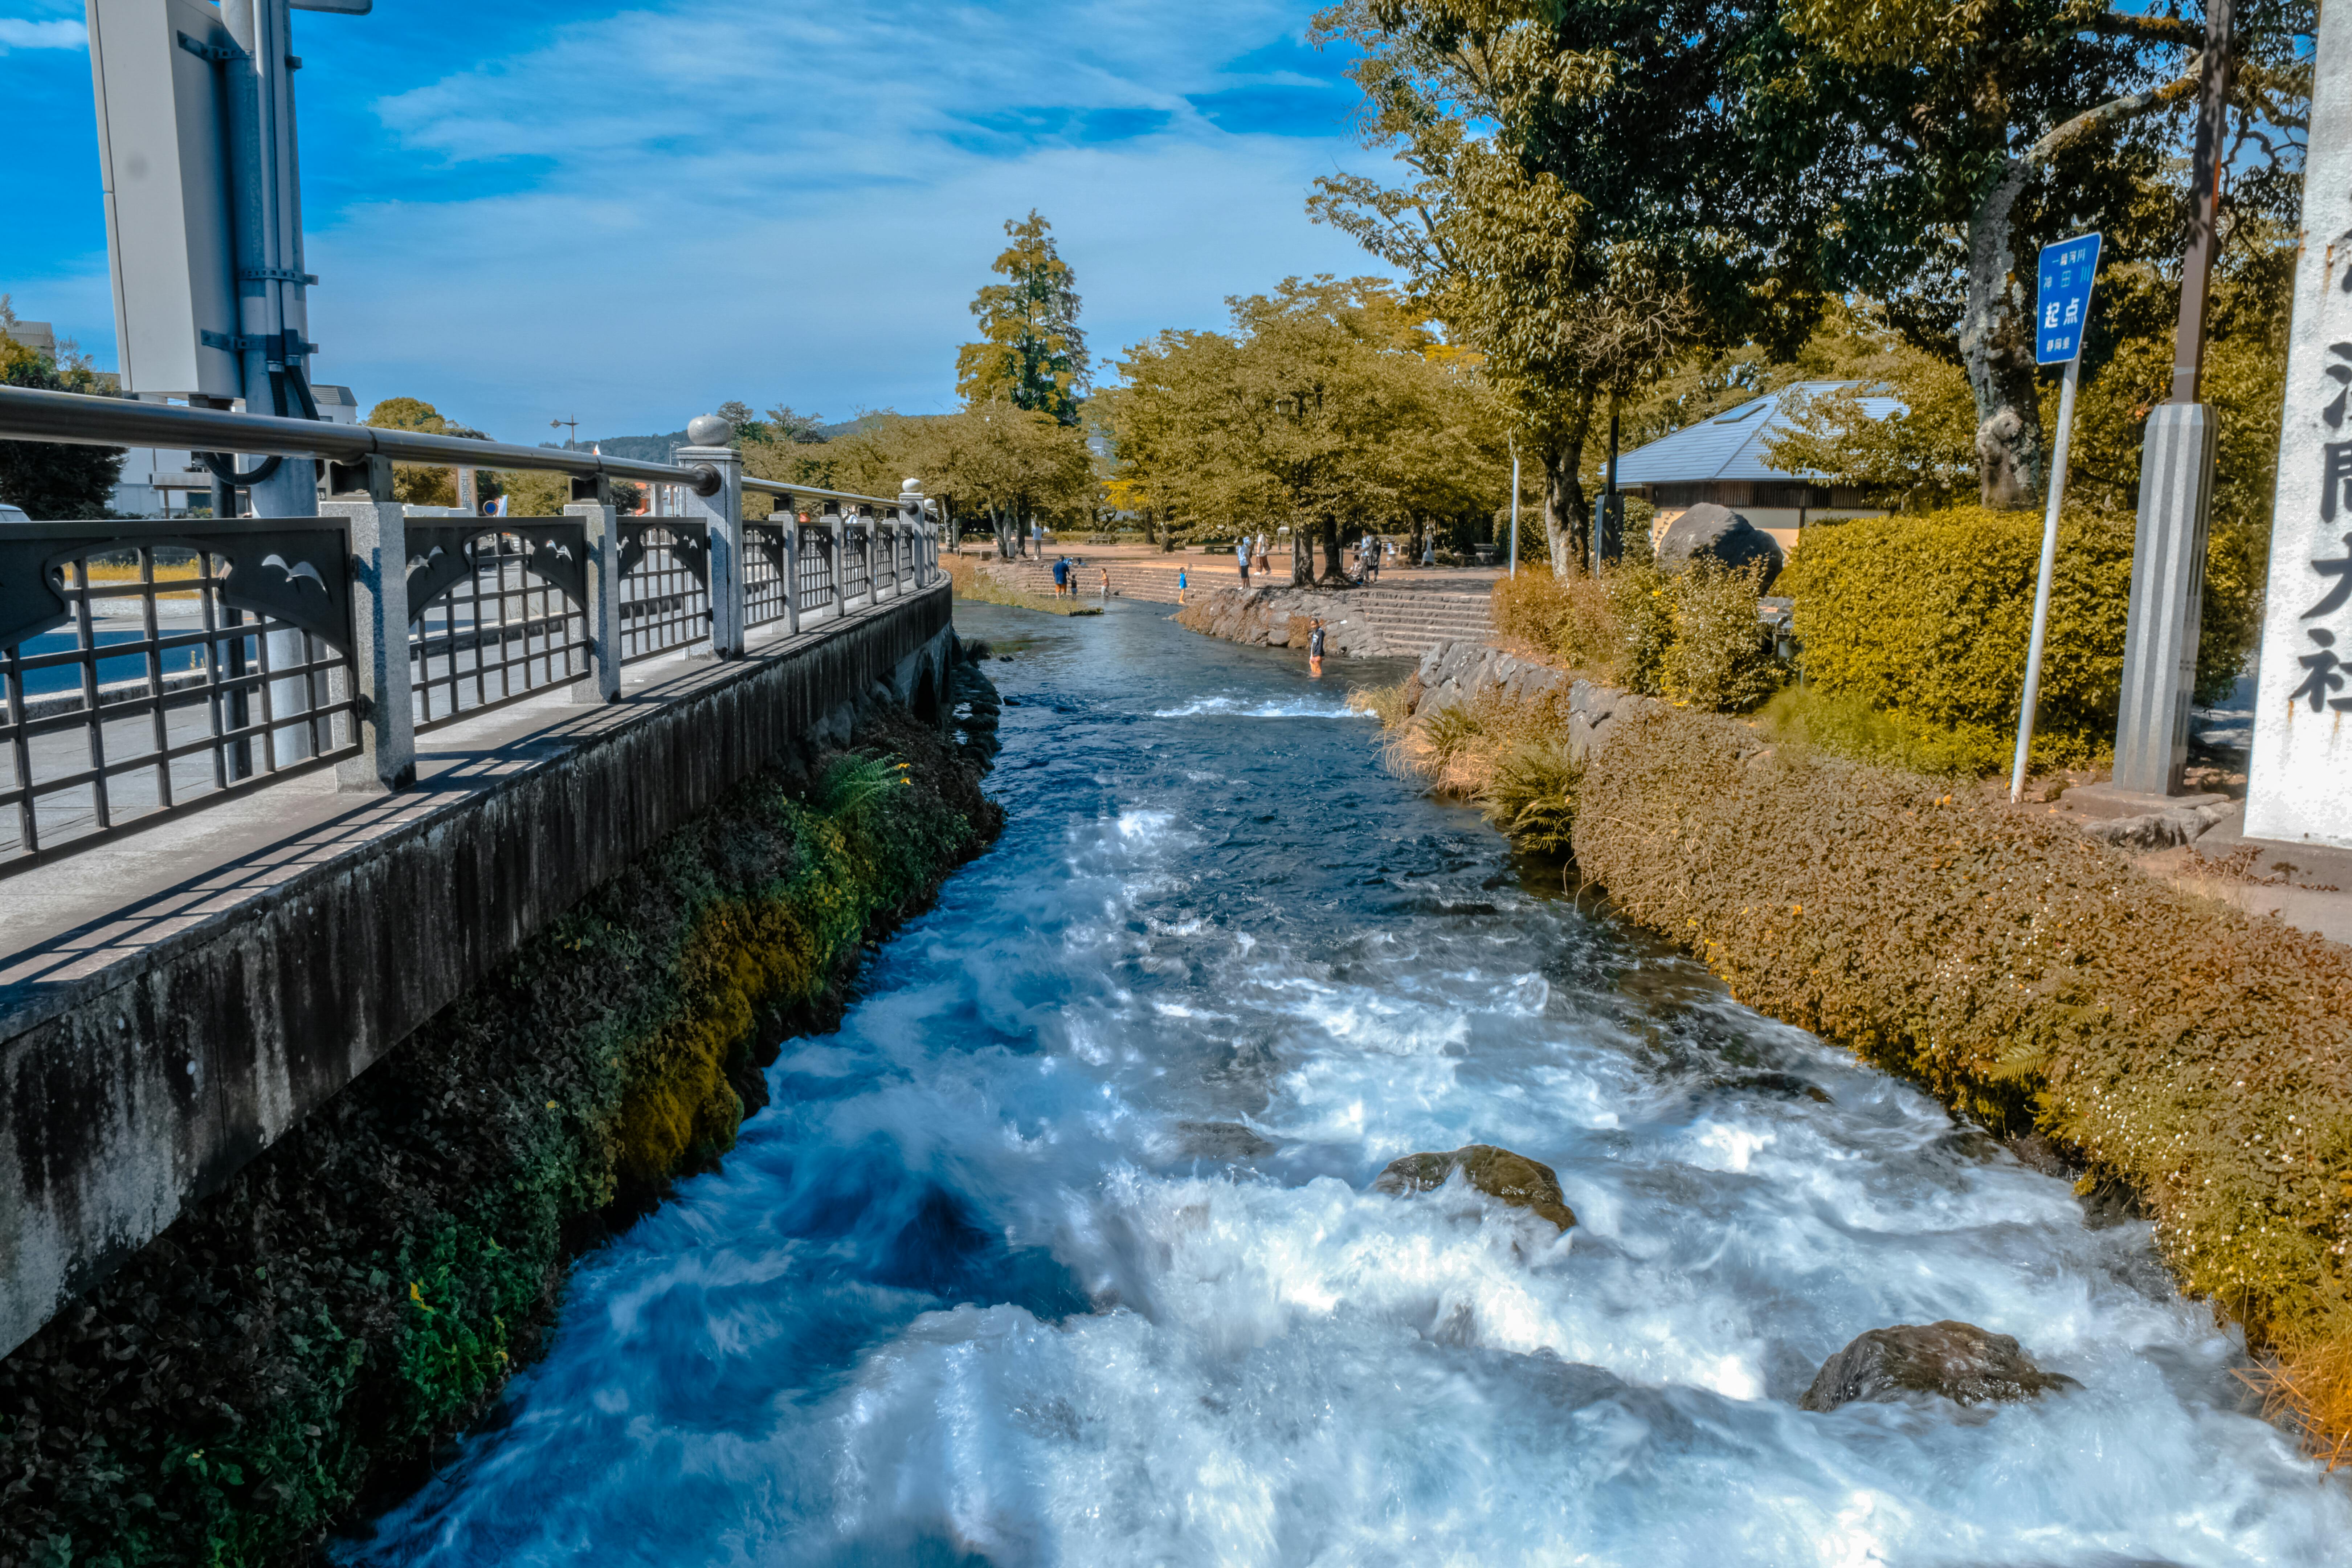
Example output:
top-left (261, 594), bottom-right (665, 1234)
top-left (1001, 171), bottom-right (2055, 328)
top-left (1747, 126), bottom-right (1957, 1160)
top-left (1374, 1144), bottom-right (1577, 1231)
top-left (1798, 1321), bottom-right (2081, 1412)
top-left (1173, 1120), bottom-right (1278, 1160)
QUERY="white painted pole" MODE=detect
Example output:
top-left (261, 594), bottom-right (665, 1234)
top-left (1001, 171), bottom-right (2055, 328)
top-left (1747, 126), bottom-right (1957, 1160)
top-left (2010, 354), bottom-right (2083, 802)
top-left (1508, 444), bottom-right (1520, 579)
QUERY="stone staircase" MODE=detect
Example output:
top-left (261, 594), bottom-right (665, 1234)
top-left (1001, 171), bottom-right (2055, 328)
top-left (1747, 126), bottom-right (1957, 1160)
top-left (1343, 589), bottom-right (1495, 657)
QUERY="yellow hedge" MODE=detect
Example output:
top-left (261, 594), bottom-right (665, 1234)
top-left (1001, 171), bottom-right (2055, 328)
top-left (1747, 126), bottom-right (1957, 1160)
top-left (1780, 506), bottom-right (2135, 767)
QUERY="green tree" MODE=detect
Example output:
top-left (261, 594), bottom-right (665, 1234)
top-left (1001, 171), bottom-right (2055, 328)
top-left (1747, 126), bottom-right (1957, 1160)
top-left (0, 299), bottom-right (123, 518)
top-left (1097, 277), bottom-right (1503, 583)
top-left (1310, 0), bottom-right (1840, 571)
top-left (1780, 0), bottom-right (2313, 508)
top-left (955, 211), bottom-right (1089, 426)
top-left (361, 396), bottom-right (510, 509)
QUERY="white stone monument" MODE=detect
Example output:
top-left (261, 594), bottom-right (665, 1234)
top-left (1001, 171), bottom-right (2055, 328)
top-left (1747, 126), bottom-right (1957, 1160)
top-left (2241, 0), bottom-right (2352, 846)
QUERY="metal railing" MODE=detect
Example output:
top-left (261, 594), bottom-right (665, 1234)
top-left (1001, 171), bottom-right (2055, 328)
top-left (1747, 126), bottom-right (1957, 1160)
top-left (0, 385), bottom-right (944, 873)
top-left (618, 520), bottom-right (713, 661)
top-left (407, 520), bottom-right (591, 731)
top-left (1, 519), bottom-right (360, 867)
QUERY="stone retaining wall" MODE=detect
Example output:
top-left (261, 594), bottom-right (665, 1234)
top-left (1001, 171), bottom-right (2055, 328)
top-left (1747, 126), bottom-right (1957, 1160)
top-left (0, 587), bottom-right (955, 1361)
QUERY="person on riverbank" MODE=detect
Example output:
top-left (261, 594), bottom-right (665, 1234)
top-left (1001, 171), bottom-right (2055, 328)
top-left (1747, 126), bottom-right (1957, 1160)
top-left (1099, 566), bottom-right (1111, 601)
top-left (1052, 556), bottom-right (1070, 598)
top-left (1177, 565), bottom-right (1188, 604)
top-left (1308, 617), bottom-right (1326, 677)
top-left (1236, 538), bottom-right (1251, 587)
top-left (1254, 531), bottom-right (1271, 579)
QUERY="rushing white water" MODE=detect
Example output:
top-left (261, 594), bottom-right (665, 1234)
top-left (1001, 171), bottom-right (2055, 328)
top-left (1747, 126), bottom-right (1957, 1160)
top-left (343, 603), bottom-right (2352, 1567)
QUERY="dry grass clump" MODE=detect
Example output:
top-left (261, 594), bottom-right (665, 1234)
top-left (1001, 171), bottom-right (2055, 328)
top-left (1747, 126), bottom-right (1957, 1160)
top-left (1572, 703), bottom-right (2352, 1461)
top-left (1383, 688), bottom-right (1585, 849)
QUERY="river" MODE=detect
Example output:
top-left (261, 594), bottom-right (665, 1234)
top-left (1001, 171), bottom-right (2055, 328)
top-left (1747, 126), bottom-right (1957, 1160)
top-left (342, 600), bottom-right (2351, 1566)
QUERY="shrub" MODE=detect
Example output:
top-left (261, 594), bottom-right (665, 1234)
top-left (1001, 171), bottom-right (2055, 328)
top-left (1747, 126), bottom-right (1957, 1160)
top-left (1573, 704), bottom-right (2352, 1462)
top-left (1483, 736), bottom-right (1584, 853)
top-left (1779, 506), bottom-right (2135, 767)
top-left (1662, 560), bottom-right (1779, 713)
top-left (1489, 562), bottom-right (1678, 696)
top-left (1757, 685), bottom-right (2008, 777)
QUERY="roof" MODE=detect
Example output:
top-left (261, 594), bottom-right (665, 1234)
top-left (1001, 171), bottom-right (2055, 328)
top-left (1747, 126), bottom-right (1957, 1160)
top-left (1611, 380), bottom-right (1906, 486)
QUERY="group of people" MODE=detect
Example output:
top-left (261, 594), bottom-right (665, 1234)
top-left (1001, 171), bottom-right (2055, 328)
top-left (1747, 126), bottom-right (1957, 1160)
top-left (1232, 531), bottom-right (1399, 587)
top-left (1048, 555), bottom-right (1111, 600)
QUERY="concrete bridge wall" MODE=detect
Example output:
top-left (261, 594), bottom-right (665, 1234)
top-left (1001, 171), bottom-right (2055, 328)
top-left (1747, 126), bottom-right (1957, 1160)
top-left (0, 585), bottom-right (955, 1361)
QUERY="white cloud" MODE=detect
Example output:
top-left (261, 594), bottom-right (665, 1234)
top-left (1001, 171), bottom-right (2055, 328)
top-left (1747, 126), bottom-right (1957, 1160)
top-left (295, 0), bottom-right (1396, 437)
top-left (0, 17), bottom-right (87, 50)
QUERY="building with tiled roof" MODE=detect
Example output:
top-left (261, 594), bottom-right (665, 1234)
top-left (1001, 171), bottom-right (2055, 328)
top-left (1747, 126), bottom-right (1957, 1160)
top-left (1613, 379), bottom-right (1902, 553)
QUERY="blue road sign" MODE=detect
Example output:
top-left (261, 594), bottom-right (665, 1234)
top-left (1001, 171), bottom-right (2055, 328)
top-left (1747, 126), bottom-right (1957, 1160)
top-left (2035, 233), bottom-right (2103, 366)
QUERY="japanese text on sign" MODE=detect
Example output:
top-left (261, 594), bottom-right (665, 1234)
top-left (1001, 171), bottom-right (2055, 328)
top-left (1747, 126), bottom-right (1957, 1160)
top-left (2289, 345), bottom-right (2352, 712)
top-left (2035, 233), bottom-right (2103, 366)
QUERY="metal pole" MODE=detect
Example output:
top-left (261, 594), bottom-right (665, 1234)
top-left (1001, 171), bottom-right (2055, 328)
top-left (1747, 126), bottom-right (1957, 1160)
top-left (2010, 353), bottom-right (2083, 802)
top-left (1602, 409), bottom-right (1621, 566)
top-left (2170, 0), bottom-right (2236, 407)
top-left (1508, 443), bottom-right (1519, 579)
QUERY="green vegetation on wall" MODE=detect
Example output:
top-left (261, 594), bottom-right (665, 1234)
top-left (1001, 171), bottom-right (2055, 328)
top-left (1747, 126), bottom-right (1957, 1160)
top-left (0, 710), bottom-right (1000, 1568)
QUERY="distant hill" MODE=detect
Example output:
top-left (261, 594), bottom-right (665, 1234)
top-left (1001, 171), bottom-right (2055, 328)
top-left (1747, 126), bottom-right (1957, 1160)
top-left (562, 417), bottom-right (868, 463)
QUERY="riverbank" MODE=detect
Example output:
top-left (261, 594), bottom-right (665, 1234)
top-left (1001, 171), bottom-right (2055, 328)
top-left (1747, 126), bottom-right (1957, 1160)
top-left (1362, 637), bottom-right (2352, 1462)
top-left (0, 680), bottom-right (1004, 1565)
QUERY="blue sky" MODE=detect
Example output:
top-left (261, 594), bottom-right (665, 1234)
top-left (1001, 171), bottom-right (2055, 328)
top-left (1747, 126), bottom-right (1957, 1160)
top-left (2, 0), bottom-right (1390, 440)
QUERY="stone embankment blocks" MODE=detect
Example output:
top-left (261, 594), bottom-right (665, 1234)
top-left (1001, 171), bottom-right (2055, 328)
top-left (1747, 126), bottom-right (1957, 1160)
top-left (1170, 584), bottom-right (1495, 658)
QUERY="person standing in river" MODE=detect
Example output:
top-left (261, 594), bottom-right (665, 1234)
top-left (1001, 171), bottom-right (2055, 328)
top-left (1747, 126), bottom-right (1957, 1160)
top-left (1099, 566), bottom-right (1111, 602)
top-left (1308, 617), bottom-right (1326, 678)
top-left (1052, 556), bottom-right (1070, 599)
top-left (1176, 565), bottom-right (1188, 604)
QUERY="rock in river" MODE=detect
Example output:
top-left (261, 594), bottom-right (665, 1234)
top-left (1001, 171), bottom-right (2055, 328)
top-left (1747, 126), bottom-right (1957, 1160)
top-left (1799, 1321), bottom-right (2081, 1412)
top-left (1374, 1144), bottom-right (1576, 1232)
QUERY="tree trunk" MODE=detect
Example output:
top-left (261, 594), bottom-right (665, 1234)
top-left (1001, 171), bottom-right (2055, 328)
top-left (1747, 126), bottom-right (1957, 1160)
top-left (1959, 159), bottom-right (2047, 511)
top-left (1291, 527), bottom-right (1314, 587)
top-left (1317, 517), bottom-right (1349, 584)
top-left (1542, 387), bottom-right (1598, 576)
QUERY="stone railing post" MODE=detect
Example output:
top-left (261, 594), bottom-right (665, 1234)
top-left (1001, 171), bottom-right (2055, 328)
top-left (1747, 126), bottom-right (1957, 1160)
top-left (781, 500), bottom-right (802, 636)
top-left (827, 508), bottom-right (849, 612)
top-left (678, 413), bottom-right (745, 657)
top-left (566, 499), bottom-right (623, 702)
top-left (321, 497), bottom-right (415, 792)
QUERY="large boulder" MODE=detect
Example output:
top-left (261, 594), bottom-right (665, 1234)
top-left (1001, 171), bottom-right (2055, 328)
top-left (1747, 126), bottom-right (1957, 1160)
top-left (1374, 1144), bottom-right (1577, 1231)
top-left (1798, 1321), bottom-right (2080, 1412)
top-left (1654, 503), bottom-right (1784, 591)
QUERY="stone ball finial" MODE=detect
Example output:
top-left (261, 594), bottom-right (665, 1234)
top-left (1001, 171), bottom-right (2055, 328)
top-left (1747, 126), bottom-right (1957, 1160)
top-left (901, 477), bottom-right (922, 495)
top-left (686, 412), bottom-right (731, 446)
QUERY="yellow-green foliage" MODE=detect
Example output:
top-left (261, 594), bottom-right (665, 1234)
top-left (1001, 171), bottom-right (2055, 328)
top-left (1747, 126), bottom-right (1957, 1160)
top-left (1756, 685), bottom-right (1998, 778)
top-left (1490, 560), bottom-right (1771, 711)
top-left (0, 716), bottom-right (1000, 1565)
top-left (1779, 506), bottom-right (2135, 769)
top-left (1573, 705), bottom-right (2352, 1459)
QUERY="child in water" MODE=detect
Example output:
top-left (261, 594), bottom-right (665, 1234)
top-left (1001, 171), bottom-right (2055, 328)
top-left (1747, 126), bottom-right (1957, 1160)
top-left (1176, 565), bottom-right (1187, 604)
top-left (1308, 618), bottom-right (1326, 678)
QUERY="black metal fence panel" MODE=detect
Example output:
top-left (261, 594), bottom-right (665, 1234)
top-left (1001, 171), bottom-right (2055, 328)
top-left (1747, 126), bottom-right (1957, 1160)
top-left (746, 521), bottom-right (790, 628)
top-left (0, 518), bottom-right (358, 871)
top-left (796, 525), bottom-right (836, 620)
top-left (841, 526), bottom-right (871, 604)
top-left (406, 519), bottom-right (591, 731)
top-left (617, 519), bottom-right (712, 661)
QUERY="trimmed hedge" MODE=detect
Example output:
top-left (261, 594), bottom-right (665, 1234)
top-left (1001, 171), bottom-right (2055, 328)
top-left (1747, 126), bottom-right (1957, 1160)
top-left (0, 707), bottom-right (1001, 1567)
top-left (1778, 506), bottom-right (2135, 769)
top-left (1572, 704), bottom-right (2352, 1451)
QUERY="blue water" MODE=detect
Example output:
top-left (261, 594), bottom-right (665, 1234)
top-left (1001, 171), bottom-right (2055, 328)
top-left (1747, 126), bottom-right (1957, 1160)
top-left (9, 629), bottom-right (204, 700)
top-left (344, 602), bottom-right (2351, 1566)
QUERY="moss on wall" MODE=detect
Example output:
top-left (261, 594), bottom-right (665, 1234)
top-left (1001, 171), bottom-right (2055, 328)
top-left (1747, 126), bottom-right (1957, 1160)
top-left (0, 705), bottom-right (1001, 1567)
